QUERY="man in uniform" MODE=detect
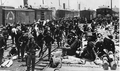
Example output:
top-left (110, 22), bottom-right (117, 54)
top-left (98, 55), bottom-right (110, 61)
top-left (54, 27), bottom-right (62, 48)
top-left (2, 27), bottom-right (9, 49)
top-left (26, 33), bottom-right (37, 71)
top-left (0, 31), bottom-right (5, 65)
top-left (18, 31), bottom-right (29, 61)
top-left (15, 27), bottom-right (22, 59)
top-left (102, 35), bottom-right (116, 70)
top-left (44, 30), bottom-right (54, 61)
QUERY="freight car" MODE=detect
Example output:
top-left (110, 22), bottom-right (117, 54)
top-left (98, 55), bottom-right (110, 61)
top-left (55, 9), bottom-right (80, 19)
top-left (96, 7), bottom-right (112, 17)
top-left (0, 6), bottom-right (80, 26)
top-left (80, 10), bottom-right (96, 23)
top-left (0, 6), bottom-right (53, 26)
top-left (0, 6), bottom-right (15, 26)
top-left (31, 8), bottom-right (52, 21)
top-left (0, 6), bottom-right (35, 26)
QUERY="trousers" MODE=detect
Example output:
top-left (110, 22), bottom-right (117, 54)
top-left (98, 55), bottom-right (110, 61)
top-left (26, 52), bottom-right (35, 71)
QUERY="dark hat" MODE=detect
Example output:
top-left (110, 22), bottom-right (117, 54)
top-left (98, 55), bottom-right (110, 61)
top-left (108, 35), bottom-right (113, 39)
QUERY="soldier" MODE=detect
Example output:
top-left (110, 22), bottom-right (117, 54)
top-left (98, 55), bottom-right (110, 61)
top-left (102, 35), bottom-right (116, 70)
top-left (36, 30), bottom-right (44, 58)
top-left (2, 27), bottom-right (9, 49)
top-left (0, 31), bottom-right (5, 65)
top-left (44, 30), bottom-right (54, 61)
top-left (94, 33), bottom-right (105, 58)
top-left (18, 32), bottom-right (29, 61)
top-left (54, 28), bottom-right (62, 48)
top-left (26, 33), bottom-right (37, 71)
top-left (15, 28), bottom-right (22, 59)
top-left (11, 25), bottom-right (17, 44)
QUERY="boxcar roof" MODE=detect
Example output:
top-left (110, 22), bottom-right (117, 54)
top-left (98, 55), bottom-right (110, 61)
top-left (3, 8), bottom-right (34, 11)
top-left (31, 8), bottom-right (52, 11)
top-left (0, 6), bottom-right (15, 9)
top-left (96, 7), bottom-right (111, 10)
top-left (57, 9), bottom-right (79, 12)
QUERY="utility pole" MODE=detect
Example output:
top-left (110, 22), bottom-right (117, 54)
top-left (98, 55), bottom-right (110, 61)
top-left (59, 0), bottom-right (60, 8)
top-left (1, 0), bottom-right (2, 5)
top-left (68, 0), bottom-right (70, 9)
top-left (77, 1), bottom-right (80, 10)
top-left (111, 0), bottom-right (113, 18)
top-left (111, 0), bottom-right (112, 10)
top-left (42, 0), bottom-right (44, 5)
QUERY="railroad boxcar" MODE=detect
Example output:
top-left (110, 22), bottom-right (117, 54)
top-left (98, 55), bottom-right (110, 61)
top-left (56, 9), bottom-right (66, 19)
top-left (0, 6), bottom-right (15, 26)
top-left (44, 9), bottom-right (52, 20)
top-left (15, 8), bottom-right (35, 24)
top-left (96, 7), bottom-right (112, 17)
top-left (55, 9), bottom-right (73, 19)
top-left (2, 8), bottom-right (16, 26)
top-left (80, 10), bottom-right (96, 23)
top-left (55, 9), bottom-right (80, 19)
top-left (32, 8), bottom-right (52, 21)
top-left (72, 10), bottom-right (80, 17)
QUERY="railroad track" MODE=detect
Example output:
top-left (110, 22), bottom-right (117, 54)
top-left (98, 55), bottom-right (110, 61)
top-left (6, 38), bottom-right (62, 71)
top-left (30, 42), bottom-right (60, 71)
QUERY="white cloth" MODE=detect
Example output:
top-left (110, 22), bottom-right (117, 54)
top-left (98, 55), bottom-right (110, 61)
top-left (6, 60), bottom-right (13, 67)
top-left (8, 36), bottom-right (12, 39)
top-left (1, 60), bottom-right (10, 67)
top-left (12, 28), bottom-right (17, 34)
top-left (62, 56), bottom-right (82, 64)
top-left (11, 55), bottom-right (18, 60)
top-left (51, 49), bottom-right (62, 58)
top-left (43, 21), bottom-right (46, 26)
top-left (1, 59), bottom-right (13, 68)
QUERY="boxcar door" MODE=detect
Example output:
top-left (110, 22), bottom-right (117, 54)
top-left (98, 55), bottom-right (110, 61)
top-left (41, 11), bottom-right (44, 20)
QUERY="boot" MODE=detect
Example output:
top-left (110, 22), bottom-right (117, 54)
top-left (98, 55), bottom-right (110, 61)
top-left (102, 60), bottom-right (109, 70)
top-left (110, 61), bottom-right (117, 70)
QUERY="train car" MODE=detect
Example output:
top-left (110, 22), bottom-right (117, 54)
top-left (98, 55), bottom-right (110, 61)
top-left (2, 8), bottom-right (16, 26)
top-left (80, 10), bottom-right (96, 23)
top-left (55, 9), bottom-right (66, 19)
top-left (0, 6), bottom-right (81, 26)
top-left (55, 9), bottom-right (80, 19)
top-left (15, 8), bottom-right (35, 24)
top-left (72, 10), bottom-right (80, 17)
top-left (32, 8), bottom-right (52, 21)
top-left (55, 9), bottom-right (72, 19)
top-left (0, 6), bottom-right (15, 26)
top-left (96, 7), bottom-right (112, 17)
top-left (2, 8), bottom-right (35, 25)
top-left (43, 8), bottom-right (52, 20)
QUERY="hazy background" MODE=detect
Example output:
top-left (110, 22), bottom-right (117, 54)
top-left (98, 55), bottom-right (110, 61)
top-left (1, 0), bottom-right (119, 10)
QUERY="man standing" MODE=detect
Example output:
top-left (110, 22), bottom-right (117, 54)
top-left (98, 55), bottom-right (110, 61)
top-left (26, 34), bottom-right (37, 71)
top-left (0, 32), bottom-right (5, 65)
top-left (44, 30), bottom-right (54, 61)
top-left (18, 32), bottom-right (28, 61)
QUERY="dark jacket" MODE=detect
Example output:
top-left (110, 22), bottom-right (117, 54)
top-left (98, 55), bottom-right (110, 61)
top-left (103, 38), bottom-right (115, 53)
top-left (44, 34), bottom-right (54, 45)
top-left (0, 36), bottom-right (5, 49)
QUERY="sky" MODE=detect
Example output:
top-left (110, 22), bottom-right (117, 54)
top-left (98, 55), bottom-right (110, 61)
top-left (1, 0), bottom-right (119, 10)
